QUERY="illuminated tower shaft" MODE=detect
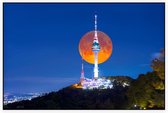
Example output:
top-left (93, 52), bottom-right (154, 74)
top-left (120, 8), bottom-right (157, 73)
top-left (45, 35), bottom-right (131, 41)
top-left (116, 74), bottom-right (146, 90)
top-left (92, 15), bottom-right (100, 79)
top-left (93, 52), bottom-right (98, 78)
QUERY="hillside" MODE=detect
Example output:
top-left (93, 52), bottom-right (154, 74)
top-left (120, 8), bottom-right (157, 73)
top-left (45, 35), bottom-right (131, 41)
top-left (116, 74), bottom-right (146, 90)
top-left (4, 73), bottom-right (165, 110)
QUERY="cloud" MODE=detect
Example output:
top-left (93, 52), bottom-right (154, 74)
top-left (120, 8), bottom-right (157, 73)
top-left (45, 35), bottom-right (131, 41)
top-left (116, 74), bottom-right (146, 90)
top-left (4, 76), bottom-right (79, 94)
top-left (151, 50), bottom-right (165, 62)
top-left (5, 76), bottom-right (79, 84)
top-left (151, 52), bottom-right (160, 60)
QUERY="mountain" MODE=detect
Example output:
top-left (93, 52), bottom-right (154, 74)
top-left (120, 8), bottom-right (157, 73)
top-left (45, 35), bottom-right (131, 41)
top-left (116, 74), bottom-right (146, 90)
top-left (3, 73), bottom-right (165, 110)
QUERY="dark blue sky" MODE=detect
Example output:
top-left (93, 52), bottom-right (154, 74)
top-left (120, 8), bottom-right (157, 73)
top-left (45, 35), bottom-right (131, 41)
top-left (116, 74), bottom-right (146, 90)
top-left (4, 3), bottom-right (164, 94)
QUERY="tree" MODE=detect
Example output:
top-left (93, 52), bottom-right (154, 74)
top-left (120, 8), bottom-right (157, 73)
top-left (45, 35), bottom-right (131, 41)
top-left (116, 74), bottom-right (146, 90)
top-left (151, 49), bottom-right (165, 80)
top-left (126, 72), bottom-right (164, 109)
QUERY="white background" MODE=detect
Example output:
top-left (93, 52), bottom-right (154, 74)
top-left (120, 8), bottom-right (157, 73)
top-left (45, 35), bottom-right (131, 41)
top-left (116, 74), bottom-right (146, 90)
top-left (0, 0), bottom-right (167, 113)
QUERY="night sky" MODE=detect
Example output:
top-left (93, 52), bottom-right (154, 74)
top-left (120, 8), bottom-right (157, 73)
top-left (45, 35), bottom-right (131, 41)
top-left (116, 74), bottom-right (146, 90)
top-left (4, 3), bottom-right (164, 94)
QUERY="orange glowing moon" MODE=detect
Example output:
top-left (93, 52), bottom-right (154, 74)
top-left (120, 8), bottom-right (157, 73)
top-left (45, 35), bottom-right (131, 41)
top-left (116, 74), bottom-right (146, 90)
top-left (79, 31), bottom-right (113, 64)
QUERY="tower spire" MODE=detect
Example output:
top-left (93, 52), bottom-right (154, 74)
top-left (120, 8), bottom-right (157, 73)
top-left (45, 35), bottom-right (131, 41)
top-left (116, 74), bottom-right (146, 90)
top-left (95, 14), bottom-right (97, 31)
top-left (94, 14), bottom-right (98, 38)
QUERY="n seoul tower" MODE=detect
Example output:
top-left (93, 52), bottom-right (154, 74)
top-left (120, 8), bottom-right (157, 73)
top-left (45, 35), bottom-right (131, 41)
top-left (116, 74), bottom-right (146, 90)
top-left (92, 15), bottom-right (100, 79)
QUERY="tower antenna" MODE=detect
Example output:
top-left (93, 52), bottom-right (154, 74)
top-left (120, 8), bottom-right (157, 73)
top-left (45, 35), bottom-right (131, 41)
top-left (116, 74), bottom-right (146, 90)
top-left (95, 14), bottom-right (97, 31)
top-left (80, 52), bottom-right (85, 83)
top-left (94, 14), bottom-right (98, 37)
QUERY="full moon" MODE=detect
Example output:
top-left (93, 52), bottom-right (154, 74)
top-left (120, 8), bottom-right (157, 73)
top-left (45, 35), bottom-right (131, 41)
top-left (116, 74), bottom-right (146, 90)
top-left (79, 31), bottom-right (113, 64)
